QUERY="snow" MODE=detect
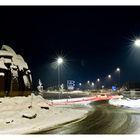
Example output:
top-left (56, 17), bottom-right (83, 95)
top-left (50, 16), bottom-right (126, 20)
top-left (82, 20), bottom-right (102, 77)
top-left (46, 90), bottom-right (86, 94)
top-left (1, 45), bottom-right (17, 55)
top-left (0, 58), bottom-right (8, 70)
top-left (0, 94), bottom-right (88, 134)
top-left (69, 90), bottom-right (84, 94)
top-left (109, 98), bottom-right (140, 108)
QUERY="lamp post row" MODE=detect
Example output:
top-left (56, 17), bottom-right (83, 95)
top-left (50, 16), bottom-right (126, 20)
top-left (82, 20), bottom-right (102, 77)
top-left (78, 67), bottom-right (121, 90)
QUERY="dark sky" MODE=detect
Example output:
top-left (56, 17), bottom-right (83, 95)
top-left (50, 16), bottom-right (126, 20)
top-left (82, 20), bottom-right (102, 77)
top-left (1, 6), bottom-right (140, 88)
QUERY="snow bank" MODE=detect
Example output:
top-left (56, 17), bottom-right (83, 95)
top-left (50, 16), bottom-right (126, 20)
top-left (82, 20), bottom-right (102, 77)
top-left (109, 98), bottom-right (140, 108)
top-left (0, 94), bottom-right (88, 134)
top-left (46, 90), bottom-right (85, 94)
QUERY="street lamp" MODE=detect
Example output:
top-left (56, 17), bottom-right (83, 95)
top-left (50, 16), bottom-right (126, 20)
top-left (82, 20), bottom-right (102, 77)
top-left (108, 75), bottom-right (111, 79)
top-left (116, 68), bottom-right (120, 72)
top-left (79, 83), bottom-right (82, 86)
top-left (91, 82), bottom-right (94, 86)
top-left (87, 80), bottom-right (90, 84)
top-left (57, 57), bottom-right (63, 93)
top-left (57, 57), bottom-right (63, 64)
top-left (116, 67), bottom-right (121, 89)
top-left (134, 39), bottom-right (140, 48)
top-left (91, 82), bottom-right (94, 90)
top-left (97, 78), bottom-right (100, 82)
top-left (108, 75), bottom-right (111, 89)
top-left (97, 78), bottom-right (100, 90)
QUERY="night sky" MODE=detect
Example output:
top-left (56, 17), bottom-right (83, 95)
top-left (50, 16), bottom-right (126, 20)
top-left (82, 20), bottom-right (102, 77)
top-left (1, 6), bottom-right (140, 89)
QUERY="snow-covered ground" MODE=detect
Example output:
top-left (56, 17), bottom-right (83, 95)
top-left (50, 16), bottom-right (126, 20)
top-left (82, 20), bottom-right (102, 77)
top-left (109, 98), bottom-right (140, 108)
top-left (51, 97), bottom-right (94, 105)
top-left (46, 90), bottom-right (86, 94)
top-left (0, 94), bottom-right (89, 134)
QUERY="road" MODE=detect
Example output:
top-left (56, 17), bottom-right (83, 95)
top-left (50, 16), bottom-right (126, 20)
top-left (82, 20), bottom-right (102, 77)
top-left (37, 100), bottom-right (140, 134)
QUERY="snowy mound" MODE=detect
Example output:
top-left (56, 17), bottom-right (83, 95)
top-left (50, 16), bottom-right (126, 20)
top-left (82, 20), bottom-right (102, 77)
top-left (109, 98), bottom-right (140, 108)
top-left (0, 94), bottom-right (88, 134)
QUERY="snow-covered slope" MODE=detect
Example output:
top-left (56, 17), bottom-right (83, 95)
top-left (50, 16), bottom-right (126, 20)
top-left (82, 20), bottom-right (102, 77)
top-left (0, 94), bottom-right (88, 134)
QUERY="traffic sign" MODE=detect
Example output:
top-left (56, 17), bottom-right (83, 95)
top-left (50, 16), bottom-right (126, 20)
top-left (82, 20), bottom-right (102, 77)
top-left (67, 80), bottom-right (75, 90)
top-left (112, 86), bottom-right (117, 91)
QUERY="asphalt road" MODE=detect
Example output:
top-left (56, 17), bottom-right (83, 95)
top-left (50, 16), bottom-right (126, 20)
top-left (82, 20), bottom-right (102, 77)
top-left (37, 100), bottom-right (140, 134)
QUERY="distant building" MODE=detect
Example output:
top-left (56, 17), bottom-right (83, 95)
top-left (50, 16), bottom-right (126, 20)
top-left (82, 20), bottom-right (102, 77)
top-left (0, 45), bottom-right (32, 97)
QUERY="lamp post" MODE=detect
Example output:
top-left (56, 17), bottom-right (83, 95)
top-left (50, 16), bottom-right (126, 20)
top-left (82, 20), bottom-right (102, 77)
top-left (134, 39), bottom-right (140, 48)
top-left (91, 82), bottom-right (94, 90)
top-left (57, 57), bottom-right (63, 98)
top-left (108, 74), bottom-right (111, 89)
top-left (91, 82), bottom-right (94, 86)
top-left (97, 78), bottom-right (100, 82)
top-left (97, 78), bottom-right (100, 90)
top-left (108, 75), bottom-right (111, 79)
top-left (116, 67), bottom-right (120, 89)
top-left (79, 83), bottom-right (82, 90)
top-left (87, 81), bottom-right (90, 90)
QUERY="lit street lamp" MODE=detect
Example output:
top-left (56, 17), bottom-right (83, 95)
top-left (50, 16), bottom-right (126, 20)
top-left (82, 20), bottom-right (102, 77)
top-left (86, 81), bottom-right (90, 90)
top-left (116, 68), bottom-right (120, 72)
top-left (79, 83), bottom-right (82, 86)
top-left (116, 67), bottom-right (121, 89)
top-left (91, 82), bottom-right (94, 90)
top-left (108, 75), bottom-right (111, 79)
top-left (108, 74), bottom-right (111, 89)
top-left (102, 85), bottom-right (104, 89)
top-left (97, 78), bottom-right (100, 89)
top-left (91, 82), bottom-right (94, 86)
top-left (57, 57), bottom-right (63, 64)
top-left (57, 57), bottom-right (63, 93)
top-left (134, 39), bottom-right (140, 48)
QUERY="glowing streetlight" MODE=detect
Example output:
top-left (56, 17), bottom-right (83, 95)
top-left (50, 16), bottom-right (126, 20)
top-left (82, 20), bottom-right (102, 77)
top-left (102, 85), bottom-right (104, 89)
top-left (107, 75), bottom-right (111, 89)
top-left (79, 83), bottom-right (82, 86)
top-left (116, 68), bottom-right (120, 72)
top-left (134, 39), bottom-right (140, 48)
top-left (87, 80), bottom-right (90, 84)
top-left (116, 67), bottom-right (121, 88)
top-left (57, 57), bottom-right (64, 95)
top-left (91, 82), bottom-right (94, 86)
top-left (97, 78), bottom-right (100, 82)
top-left (57, 57), bottom-right (63, 64)
top-left (108, 75), bottom-right (111, 79)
